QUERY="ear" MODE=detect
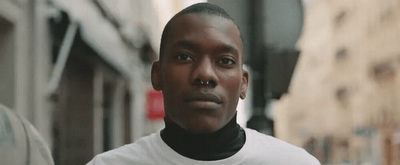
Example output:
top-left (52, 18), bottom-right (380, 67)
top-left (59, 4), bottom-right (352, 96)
top-left (240, 69), bottom-right (249, 99)
top-left (151, 61), bottom-right (163, 91)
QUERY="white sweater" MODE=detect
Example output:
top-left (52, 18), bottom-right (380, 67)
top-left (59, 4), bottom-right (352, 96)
top-left (87, 128), bottom-right (320, 165)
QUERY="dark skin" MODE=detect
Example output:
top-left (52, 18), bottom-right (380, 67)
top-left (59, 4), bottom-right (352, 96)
top-left (151, 13), bottom-right (249, 133)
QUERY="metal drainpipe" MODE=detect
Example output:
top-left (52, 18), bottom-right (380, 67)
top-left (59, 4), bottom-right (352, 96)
top-left (46, 22), bottom-right (78, 96)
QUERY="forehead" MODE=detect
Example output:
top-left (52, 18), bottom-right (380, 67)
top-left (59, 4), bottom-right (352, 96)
top-left (164, 13), bottom-right (243, 54)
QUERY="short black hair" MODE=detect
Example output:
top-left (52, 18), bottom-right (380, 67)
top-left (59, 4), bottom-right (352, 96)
top-left (176, 2), bottom-right (234, 21)
top-left (159, 2), bottom-right (242, 61)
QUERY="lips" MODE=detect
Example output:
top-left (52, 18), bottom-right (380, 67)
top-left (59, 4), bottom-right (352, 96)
top-left (183, 92), bottom-right (222, 104)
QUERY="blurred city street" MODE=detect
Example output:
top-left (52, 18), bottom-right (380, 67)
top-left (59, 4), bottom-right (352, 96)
top-left (1, 0), bottom-right (400, 164)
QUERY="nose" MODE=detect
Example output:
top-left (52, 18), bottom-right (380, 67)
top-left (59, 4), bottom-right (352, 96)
top-left (191, 57), bottom-right (218, 86)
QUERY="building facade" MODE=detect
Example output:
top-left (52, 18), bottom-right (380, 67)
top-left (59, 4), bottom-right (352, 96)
top-left (0, 0), bottom-right (161, 164)
top-left (275, 0), bottom-right (400, 164)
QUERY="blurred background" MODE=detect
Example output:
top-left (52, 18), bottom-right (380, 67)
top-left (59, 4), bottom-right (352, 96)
top-left (0, 0), bottom-right (399, 164)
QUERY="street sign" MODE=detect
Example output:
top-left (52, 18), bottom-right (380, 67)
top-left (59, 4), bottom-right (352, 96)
top-left (147, 90), bottom-right (165, 119)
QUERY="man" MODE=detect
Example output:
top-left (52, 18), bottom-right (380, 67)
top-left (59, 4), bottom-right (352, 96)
top-left (87, 3), bottom-right (320, 164)
top-left (0, 104), bottom-right (54, 165)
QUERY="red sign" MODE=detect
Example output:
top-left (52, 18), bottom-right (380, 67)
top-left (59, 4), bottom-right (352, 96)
top-left (147, 90), bottom-right (165, 119)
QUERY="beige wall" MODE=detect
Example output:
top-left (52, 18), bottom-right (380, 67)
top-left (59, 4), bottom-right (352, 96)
top-left (274, 0), bottom-right (400, 164)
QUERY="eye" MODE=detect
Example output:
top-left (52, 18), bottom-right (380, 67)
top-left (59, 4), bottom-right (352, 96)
top-left (176, 54), bottom-right (194, 61)
top-left (218, 57), bottom-right (236, 65)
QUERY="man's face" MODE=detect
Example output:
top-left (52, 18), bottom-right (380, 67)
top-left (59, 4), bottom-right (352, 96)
top-left (152, 13), bottom-right (248, 133)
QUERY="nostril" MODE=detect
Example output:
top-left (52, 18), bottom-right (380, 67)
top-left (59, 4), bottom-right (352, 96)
top-left (194, 79), bottom-right (203, 85)
top-left (208, 80), bottom-right (216, 86)
top-left (194, 79), bottom-right (216, 86)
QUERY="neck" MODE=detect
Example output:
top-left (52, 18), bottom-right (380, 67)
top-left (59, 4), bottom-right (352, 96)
top-left (161, 114), bottom-right (245, 161)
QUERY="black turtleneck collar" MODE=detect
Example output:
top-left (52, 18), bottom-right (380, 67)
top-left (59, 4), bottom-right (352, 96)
top-left (160, 114), bottom-right (245, 161)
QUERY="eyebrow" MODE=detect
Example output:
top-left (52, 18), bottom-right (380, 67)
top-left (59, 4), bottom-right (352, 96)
top-left (173, 40), bottom-right (198, 51)
top-left (218, 44), bottom-right (239, 56)
top-left (172, 40), bottom-right (239, 55)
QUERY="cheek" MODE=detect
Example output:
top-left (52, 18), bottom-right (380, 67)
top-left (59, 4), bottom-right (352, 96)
top-left (225, 70), bottom-right (243, 87)
top-left (161, 66), bottom-right (189, 99)
top-left (220, 72), bottom-right (243, 100)
top-left (163, 66), bottom-right (186, 85)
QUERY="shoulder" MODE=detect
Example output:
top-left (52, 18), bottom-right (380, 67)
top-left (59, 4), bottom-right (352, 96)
top-left (243, 128), bottom-right (321, 165)
top-left (86, 134), bottom-right (158, 165)
top-left (244, 128), bottom-right (298, 149)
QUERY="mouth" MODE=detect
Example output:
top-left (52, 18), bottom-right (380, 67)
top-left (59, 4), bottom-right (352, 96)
top-left (183, 92), bottom-right (222, 104)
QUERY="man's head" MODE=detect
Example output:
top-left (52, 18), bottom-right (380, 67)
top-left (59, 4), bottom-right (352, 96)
top-left (159, 3), bottom-right (242, 61)
top-left (151, 3), bottom-right (249, 133)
